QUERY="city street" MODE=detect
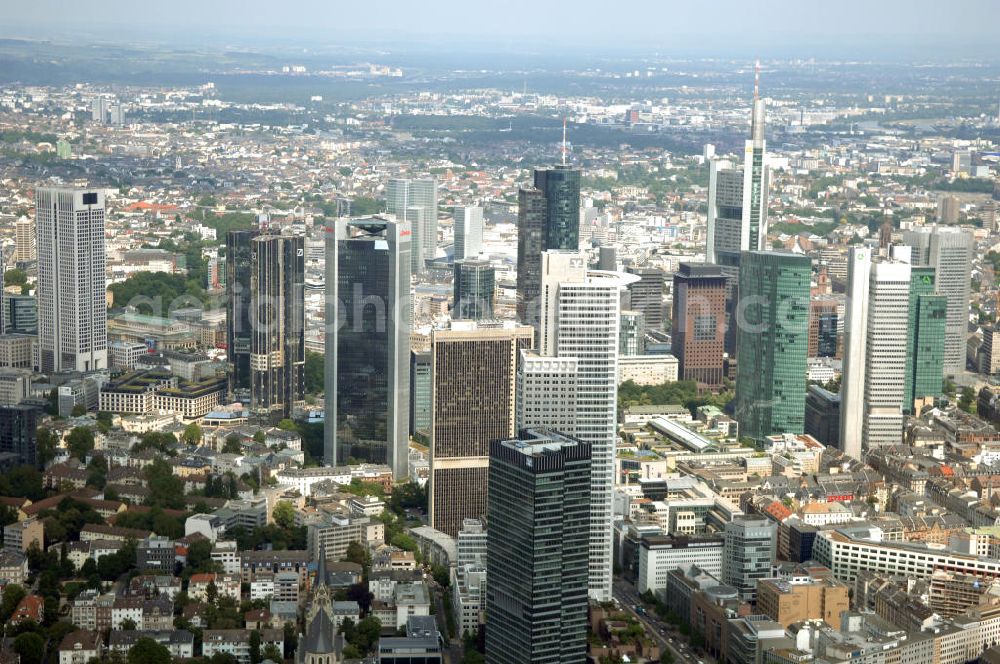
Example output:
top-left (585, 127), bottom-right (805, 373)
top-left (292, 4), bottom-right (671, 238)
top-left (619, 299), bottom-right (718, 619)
top-left (612, 578), bottom-right (707, 664)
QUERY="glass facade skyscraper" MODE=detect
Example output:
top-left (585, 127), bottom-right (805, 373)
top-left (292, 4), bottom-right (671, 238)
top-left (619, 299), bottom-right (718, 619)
top-left (516, 166), bottom-right (581, 331)
top-left (226, 228), bottom-right (260, 395)
top-left (905, 266), bottom-right (946, 413)
top-left (904, 226), bottom-right (973, 375)
top-left (515, 186), bottom-right (545, 327)
top-left (534, 165), bottom-right (581, 250)
top-left (486, 430), bottom-right (591, 664)
top-left (734, 251), bottom-right (811, 442)
top-left (248, 233), bottom-right (305, 421)
top-left (453, 259), bottom-right (495, 321)
top-left (409, 350), bottom-right (432, 438)
top-left (325, 217), bottom-right (411, 476)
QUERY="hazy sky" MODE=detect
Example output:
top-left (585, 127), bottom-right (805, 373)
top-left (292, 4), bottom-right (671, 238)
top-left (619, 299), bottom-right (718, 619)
top-left (4, 0), bottom-right (998, 55)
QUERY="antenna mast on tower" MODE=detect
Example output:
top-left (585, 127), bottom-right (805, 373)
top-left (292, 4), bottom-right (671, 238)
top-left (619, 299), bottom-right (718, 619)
top-left (561, 117), bottom-right (567, 166)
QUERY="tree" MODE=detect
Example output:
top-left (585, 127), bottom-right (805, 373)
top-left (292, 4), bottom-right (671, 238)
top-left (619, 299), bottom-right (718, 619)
top-left (304, 350), bottom-right (324, 394)
top-left (273, 501), bottom-right (296, 530)
top-left (13, 633), bottom-right (44, 664)
top-left (36, 427), bottom-right (57, 466)
top-left (388, 482), bottom-right (426, 516)
top-left (253, 431), bottom-right (265, 444)
top-left (344, 541), bottom-right (369, 568)
top-left (250, 630), bottom-right (260, 664)
top-left (0, 466), bottom-right (44, 501)
top-left (182, 423), bottom-right (202, 446)
top-left (282, 622), bottom-right (298, 659)
top-left (345, 582), bottom-right (373, 614)
top-left (66, 426), bottom-right (95, 460)
top-left (352, 616), bottom-right (381, 653)
top-left (262, 643), bottom-right (282, 662)
top-left (120, 617), bottom-right (137, 631)
top-left (431, 564), bottom-right (450, 588)
top-left (249, 630), bottom-right (262, 664)
top-left (277, 419), bottom-right (296, 432)
top-left (222, 434), bottom-right (242, 454)
top-left (1, 584), bottom-right (26, 622)
top-left (959, 386), bottom-right (976, 414)
top-left (145, 458), bottom-right (185, 510)
top-left (127, 637), bottom-right (172, 664)
top-left (4, 268), bottom-right (27, 287)
top-left (71, 404), bottom-right (87, 417)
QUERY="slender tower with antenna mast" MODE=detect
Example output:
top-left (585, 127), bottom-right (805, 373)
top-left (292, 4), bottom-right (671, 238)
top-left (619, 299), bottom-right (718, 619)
top-left (744, 58), bottom-right (768, 252)
top-left (562, 117), bottom-right (568, 166)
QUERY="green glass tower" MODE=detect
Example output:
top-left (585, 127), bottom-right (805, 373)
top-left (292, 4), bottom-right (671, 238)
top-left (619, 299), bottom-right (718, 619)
top-left (734, 251), bottom-right (811, 442)
top-left (904, 266), bottom-right (946, 413)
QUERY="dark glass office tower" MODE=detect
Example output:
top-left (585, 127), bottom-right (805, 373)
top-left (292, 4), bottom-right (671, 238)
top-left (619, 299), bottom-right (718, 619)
top-left (534, 165), bottom-right (581, 250)
top-left (626, 266), bottom-right (665, 331)
top-left (515, 186), bottom-right (545, 326)
top-left (0, 404), bottom-right (40, 467)
top-left (249, 233), bottom-right (304, 422)
top-left (516, 166), bottom-right (581, 330)
top-left (486, 429), bottom-right (591, 664)
top-left (226, 229), bottom-right (260, 395)
top-left (6, 295), bottom-right (37, 335)
top-left (325, 217), bottom-right (411, 477)
top-left (453, 259), bottom-right (495, 320)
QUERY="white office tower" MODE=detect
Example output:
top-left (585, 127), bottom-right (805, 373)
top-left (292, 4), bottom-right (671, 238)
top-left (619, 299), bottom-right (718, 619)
top-left (36, 188), bottom-right (108, 373)
top-left (903, 226), bottom-right (973, 375)
top-left (386, 177), bottom-right (438, 275)
top-left (453, 206), bottom-right (484, 261)
top-left (705, 66), bottom-right (769, 263)
top-left (14, 217), bottom-right (36, 263)
top-left (517, 250), bottom-right (638, 601)
top-left (840, 246), bottom-right (911, 457)
top-left (516, 354), bottom-right (578, 435)
top-left (91, 96), bottom-right (107, 123)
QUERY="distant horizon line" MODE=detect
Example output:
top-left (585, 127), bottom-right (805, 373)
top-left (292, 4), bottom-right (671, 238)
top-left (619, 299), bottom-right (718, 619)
top-left (0, 25), bottom-right (997, 62)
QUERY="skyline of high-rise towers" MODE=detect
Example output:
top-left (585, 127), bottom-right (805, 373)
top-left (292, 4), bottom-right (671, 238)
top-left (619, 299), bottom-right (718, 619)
top-left (325, 216), bottom-right (411, 477)
top-left (840, 245), bottom-right (948, 458)
top-left (36, 187), bottom-right (108, 374)
top-left (705, 65), bottom-right (771, 364)
top-left (517, 250), bottom-right (637, 602)
top-left (515, 165), bottom-right (581, 330)
top-left (248, 232), bottom-right (305, 422)
top-left (903, 226), bottom-right (973, 376)
top-left (386, 177), bottom-right (438, 275)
